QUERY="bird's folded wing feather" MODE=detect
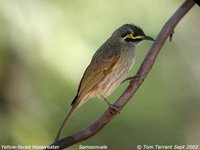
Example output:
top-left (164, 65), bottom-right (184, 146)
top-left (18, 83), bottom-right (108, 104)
top-left (77, 48), bottom-right (121, 98)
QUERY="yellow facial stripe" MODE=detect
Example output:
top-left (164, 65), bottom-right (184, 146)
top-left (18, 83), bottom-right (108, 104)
top-left (126, 34), bottom-right (144, 40)
top-left (134, 35), bottom-right (145, 39)
top-left (126, 34), bottom-right (135, 39)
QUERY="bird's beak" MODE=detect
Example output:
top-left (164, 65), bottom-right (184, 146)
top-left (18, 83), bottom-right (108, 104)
top-left (125, 34), bottom-right (155, 41)
top-left (142, 35), bottom-right (155, 41)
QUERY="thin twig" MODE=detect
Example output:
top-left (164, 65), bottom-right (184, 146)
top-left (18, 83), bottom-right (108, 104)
top-left (46, 0), bottom-right (195, 149)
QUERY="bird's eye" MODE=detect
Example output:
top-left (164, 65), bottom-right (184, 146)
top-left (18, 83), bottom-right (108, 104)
top-left (121, 30), bottom-right (133, 38)
top-left (121, 32), bottom-right (130, 38)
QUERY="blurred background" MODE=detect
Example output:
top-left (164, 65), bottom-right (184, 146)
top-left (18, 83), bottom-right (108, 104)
top-left (0, 0), bottom-right (200, 149)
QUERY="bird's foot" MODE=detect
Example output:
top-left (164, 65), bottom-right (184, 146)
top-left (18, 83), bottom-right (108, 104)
top-left (109, 104), bottom-right (120, 113)
top-left (101, 95), bottom-right (120, 113)
top-left (122, 74), bottom-right (143, 84)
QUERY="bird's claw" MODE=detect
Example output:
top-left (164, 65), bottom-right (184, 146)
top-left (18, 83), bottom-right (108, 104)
top-left (109, 104), bottom-right (120, 113)
top-left (100, 95), bottom-right (120, 113)
top-left (122, 74), bottom-right (142, 84)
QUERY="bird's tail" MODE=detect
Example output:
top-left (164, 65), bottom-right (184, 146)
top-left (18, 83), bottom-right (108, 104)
top-left (54, 95), bottom-right (82, 142)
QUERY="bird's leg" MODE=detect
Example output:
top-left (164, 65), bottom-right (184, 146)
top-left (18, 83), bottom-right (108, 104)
top-left (122, 73), bottom-right (142, 84)
top-left (100, 95), bottom-right (120, 113)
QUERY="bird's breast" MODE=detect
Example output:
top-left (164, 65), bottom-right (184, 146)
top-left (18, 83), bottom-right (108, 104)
top-left (98, 47), bottom-right (135, 97)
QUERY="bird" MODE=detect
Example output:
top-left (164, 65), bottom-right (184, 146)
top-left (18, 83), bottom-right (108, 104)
top-left (54, 24), bottom-right (154, 142)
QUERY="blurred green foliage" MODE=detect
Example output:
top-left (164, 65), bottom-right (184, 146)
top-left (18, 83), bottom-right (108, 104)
top-left (0, 0), bottom-right (200, 149)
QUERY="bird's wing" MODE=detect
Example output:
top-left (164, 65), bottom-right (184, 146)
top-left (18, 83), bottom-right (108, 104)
top-left (75, 48), bottom-right (121, 101)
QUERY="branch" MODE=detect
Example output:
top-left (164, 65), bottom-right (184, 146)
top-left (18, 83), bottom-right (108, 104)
top-left (46, 0), bottom-right (195, 149)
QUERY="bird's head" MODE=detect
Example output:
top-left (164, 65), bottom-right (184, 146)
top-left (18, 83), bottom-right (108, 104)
top-left (113, 24), bottom-right (154, 46)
